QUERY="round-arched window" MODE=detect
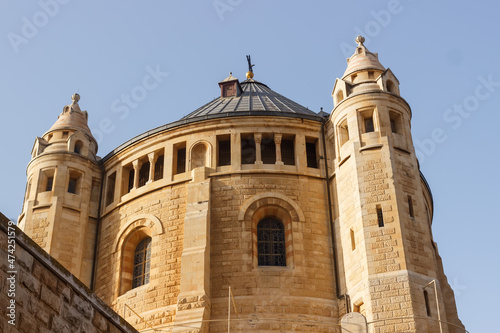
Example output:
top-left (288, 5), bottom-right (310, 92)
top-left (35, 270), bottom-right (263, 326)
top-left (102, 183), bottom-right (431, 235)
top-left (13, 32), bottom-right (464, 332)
top-left (257, 217), bottom-right (286, 267)
top-left (132, 237), bottom-right (152, 288)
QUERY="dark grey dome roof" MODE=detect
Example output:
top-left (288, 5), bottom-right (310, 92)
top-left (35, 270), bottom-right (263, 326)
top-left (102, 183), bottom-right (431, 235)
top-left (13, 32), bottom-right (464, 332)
top-left (181, 79), bottom-right (322, 121)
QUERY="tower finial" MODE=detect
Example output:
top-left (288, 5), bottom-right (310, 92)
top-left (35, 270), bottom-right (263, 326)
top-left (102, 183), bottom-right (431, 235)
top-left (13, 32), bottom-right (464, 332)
top-left (72, 93), bottom-right (80, 102)
top-left (246, 55), bottom-right (255, 79)
top-left (355, 35), bottom-right (365, 46)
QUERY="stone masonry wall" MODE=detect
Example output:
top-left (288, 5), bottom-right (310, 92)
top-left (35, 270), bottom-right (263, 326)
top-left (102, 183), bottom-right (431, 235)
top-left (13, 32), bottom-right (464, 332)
top-left (0, 212), bottom-right (137, 333)
top-left (94, 183), bottom-right (186, 331)
top-left (209, 174), bottom-right (340, 332)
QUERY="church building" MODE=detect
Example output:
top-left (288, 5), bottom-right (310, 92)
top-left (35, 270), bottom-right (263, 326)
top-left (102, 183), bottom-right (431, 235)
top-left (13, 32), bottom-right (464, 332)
top-left (17, 36), bottom-right (465, 332)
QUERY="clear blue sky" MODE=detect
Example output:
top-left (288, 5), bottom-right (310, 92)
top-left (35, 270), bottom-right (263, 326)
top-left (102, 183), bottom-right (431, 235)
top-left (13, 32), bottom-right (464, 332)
top-left (0, 1), bottom-right (498, 331)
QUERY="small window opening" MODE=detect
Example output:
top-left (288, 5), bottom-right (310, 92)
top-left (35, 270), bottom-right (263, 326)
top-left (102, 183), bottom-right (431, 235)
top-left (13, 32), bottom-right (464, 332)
top-left (138, 161), bottom-right (150, 187)
top-left (350, 229), bottom-right (356, 251)
top-left (105, 172), bottom-right (116, 206)
top-left (387, 80), bottom-right (396, 93)
top-left (47, 134), bottom-right (53, 142)
top-left (390, 119), bottom-right (397, 133)
top-left (306, 140), bottom-right (318, 168)
top-left (74, 140), bottom-right (83, 154)
top-left (67, 173), bottom-right (81, 195)
top-left (62, 131), bottom-right (69, 139)
top-left (339, 119), bottom-right (349, 146)
top-left (154, 155), bottom-right (164, 181)
top-left (424, 290), bottom-right (431, 317)
top-left (174, 143), bottom-right (187, 174)
top-left (364, 117), bottom-right (375, 133)
top-left (217, 136), bottom-right (231, 166)
top-left (354, 301), bottom-right (365, 316)
top-left (127, 168), bottom-right (134, 193)
top-left (45, 177), bottom-right (54, 192)
top-left (241, 134), bottom-right (256, 164)
top-left (377, 205), bottom-right (384, 227)
top-left (408, 195), bottom-right (414, 218)
top-left (261, 135), bottom-right (276, 164)
top-left (390, 112), bottom-right (402, 134)
top-left (351, 73), bottom-right (357, 83)
top-left (368, 71), bottom-right (374, 79)
top-left (336, 90), bottom-right (344, 104)
top-left (281, 138), bottom-right (295, 165)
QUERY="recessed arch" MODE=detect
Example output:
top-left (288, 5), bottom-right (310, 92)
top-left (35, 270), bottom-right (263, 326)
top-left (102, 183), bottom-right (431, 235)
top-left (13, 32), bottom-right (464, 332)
top-left (113, 214), bottom-right (163, 253)
top-left (189, 140), bottom-right (212, 169)
top-left (238, 192), bottom-right (305, 223)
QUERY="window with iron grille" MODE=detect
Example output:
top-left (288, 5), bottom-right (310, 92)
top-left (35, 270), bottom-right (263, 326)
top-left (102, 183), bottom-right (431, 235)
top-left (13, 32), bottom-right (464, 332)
top-left (154, 155), bottom-right (164, 181)
top-left (132, 237), bottom-right (152, 289)
top-left (377, 205), bottom-right (384, 227)
top-left (138, 161), bottom-right (150, 187)
top-left (281, 138), bottom-right (295, 165)
top-left (257, 218), bottom-right (286, 267)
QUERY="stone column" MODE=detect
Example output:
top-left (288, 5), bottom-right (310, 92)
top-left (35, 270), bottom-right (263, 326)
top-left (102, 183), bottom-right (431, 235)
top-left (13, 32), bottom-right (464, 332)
top-left (147, 152), bottom-right (155, 184)
top-left (132, 160), bottom-right (139, 190)
top-left (274, 134), bottom-right (284, 165)
top-left (254, 133), bottom-right (262, 165)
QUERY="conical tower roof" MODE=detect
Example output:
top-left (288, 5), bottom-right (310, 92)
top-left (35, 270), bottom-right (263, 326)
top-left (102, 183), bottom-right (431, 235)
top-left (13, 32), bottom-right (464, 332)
top-left (45, 93), bottom-right (93, 138)
top-left (342, 36), bottom-right (386, 79)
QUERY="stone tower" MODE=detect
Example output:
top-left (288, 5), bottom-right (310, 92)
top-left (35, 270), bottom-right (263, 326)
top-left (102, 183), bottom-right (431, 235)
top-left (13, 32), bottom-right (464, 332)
top-left (18, 94), bottom-right (101, 287)
top-left (329, 36), bottom-right (463, 332)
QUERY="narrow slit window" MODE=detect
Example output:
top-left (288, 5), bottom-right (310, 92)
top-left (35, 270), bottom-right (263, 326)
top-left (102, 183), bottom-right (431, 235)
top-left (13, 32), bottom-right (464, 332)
top-left (217, 137), bottom-right (231, 166)
top-left (408, 195), bottom-right (414, 218)
top-left (377, 205), bottom-right (384, 227)
top-left (281, 138), bottom-right (295, 165)
top-left (154, 155), bottom-right (164, 181)
top-left (138, 161), bottom-right (150, 187)
top-left (306, 140), bottom-right (318, 168)
top-left (176, 147), bottom-right (186, 174)
top-left (105, 172), bottom-right (116, 206)
top-left (390, 118), bottom-right (397, 133)
top-left (350, 229), bottom-right (356, 251)
top-left (127, 168), bottom-right (134, 193)
top-left (424, 290), bottom-right (431, 317)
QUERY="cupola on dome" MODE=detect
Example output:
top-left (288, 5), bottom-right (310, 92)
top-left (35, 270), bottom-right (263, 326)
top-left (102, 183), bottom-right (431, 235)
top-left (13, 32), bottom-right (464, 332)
top-left (342, 36), bottom-right (386, 79)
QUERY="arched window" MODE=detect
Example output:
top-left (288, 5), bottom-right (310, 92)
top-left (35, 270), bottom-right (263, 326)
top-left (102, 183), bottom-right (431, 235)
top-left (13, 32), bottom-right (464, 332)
top-left (257, 217), bottom-right (286, 267)
top-left (132, 237), bottom-right (151, 288)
